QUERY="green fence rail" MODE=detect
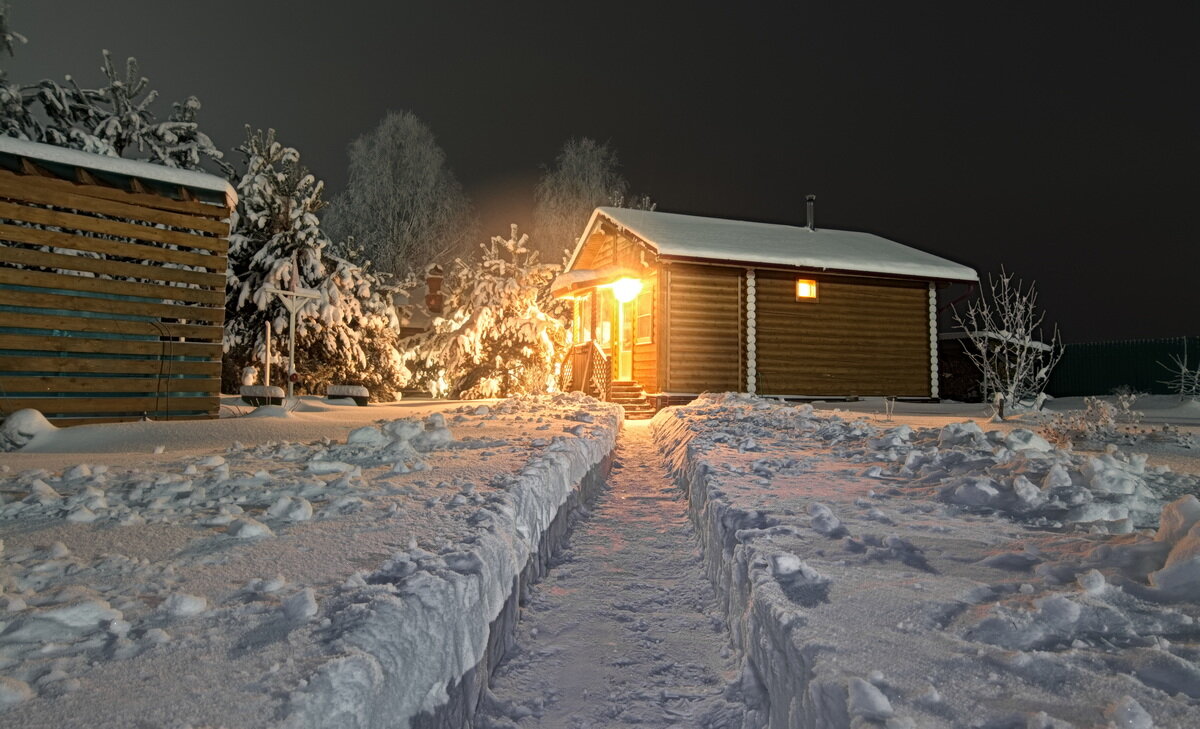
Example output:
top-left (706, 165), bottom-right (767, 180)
top-left (1047, 336), bottom-right (1200, 397)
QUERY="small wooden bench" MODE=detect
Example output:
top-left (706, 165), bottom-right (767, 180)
top-left (240, 385), bottom-right (285, 407)
top-left (327, 385), bottom-right (370, 406)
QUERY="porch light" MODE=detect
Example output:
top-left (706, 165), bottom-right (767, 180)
top-left (610, 277), bottom-right (643, 303)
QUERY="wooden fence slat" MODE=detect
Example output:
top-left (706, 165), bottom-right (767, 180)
top-left (0, 266), bottom-right (225, 307)
top-left (0, 222), bottom-right (225, 272)
top-left (0, 288), bottom-right (225, 324)
top-left (0, 355), bottom-right (221, 376)
top-left (0, 333), bottom-right (221, 359)
top-left (0, 200), bottom-right (228, 254)
top-left (0, 395), bottom-right (218, 415)
top-left (0, 243), bottom-right (226, 290)
top-left (0, 168), bottom-right (229, 220)
top-left (0, 174), bottom-right (230, 236)
top-left (0, 375), bottom-right (220, 394)
top-left (0, 311), bottom-right (221, 341)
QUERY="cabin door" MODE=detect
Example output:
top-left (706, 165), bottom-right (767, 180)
top-left (617, 298), bottom-right (634, 380)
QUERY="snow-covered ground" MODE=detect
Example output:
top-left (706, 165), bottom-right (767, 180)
top-left (479, 421), bottom-right (751, 729)
top-left (655, 394), bottom-right (1200, 728)
top-left (4, 391), bottom-right (1199, 728)
top-left (0, 394), bottom-right (620, 728)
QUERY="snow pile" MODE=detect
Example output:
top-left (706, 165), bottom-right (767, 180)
top-left (0, 411), bottom-right (460, 530)
top-left (0, 409), bottom-right (57, 452)
top-left (1148, 495), bottom-right (1200, 600)
top-left (673, 393), bottom-right (1198, 533)
top-left (654, 394), bottom-right (1200, 729)
top-left (0, 394), bottom-right (621, 728)
top-left (282, 393), bottom-right (619, 728)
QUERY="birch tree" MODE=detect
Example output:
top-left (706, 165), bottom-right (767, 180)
top-left (533, 137), bottom-right (652, 263)
top-left (322, 110), bottom-right (477, 279)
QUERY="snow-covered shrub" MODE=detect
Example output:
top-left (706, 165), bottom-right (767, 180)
top-left (954, 269), bottom-right (1063, 419)
top-left (1040, 393), bottom-right (1193, 450)
top-left (223, 128), bottom-right (409, 400)
top-left (1040, 397), bottom-right (1130, 448)
top-left (403, 225), bottom-right (567, 399)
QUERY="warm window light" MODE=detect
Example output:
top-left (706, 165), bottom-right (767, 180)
top-left (609, 277), bottom-right (643, 303)
top-left (796, 278), bottom-right (818, 300)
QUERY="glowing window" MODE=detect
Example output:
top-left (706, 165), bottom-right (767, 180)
top-left (579, 293), bottom-right (593, 342)
top-left (796, 278), bottom-right (818, 300)
top-left (636, 288), bottom-right (653, 344)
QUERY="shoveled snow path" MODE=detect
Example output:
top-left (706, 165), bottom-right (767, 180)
top-left (480, 421), bottom-right (750, 728)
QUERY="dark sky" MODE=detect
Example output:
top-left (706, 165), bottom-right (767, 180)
top-left (5, 1), bottom-right (1197, 343)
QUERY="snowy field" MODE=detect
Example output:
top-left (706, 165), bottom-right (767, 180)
top-left (655, 394), bottom-right (1200, 728)
top-left (0, 394), bottom-right (620, 728)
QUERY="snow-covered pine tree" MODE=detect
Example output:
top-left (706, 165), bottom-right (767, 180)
top-left (224, 128), bottom-right (409, 399)
top-left (0, 1), bottom-right (24, 61)
top-left (403, 225), bottom-right (567, 399)
top-left (0, 29), bottom-right (231, 176)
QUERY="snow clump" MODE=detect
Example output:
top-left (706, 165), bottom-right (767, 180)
top-left (0, 409), bottom-right (56, 451)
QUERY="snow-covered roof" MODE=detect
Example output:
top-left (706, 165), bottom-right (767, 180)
top-left (550, 265), bottom-right (638, 298)
top-left (571, 207), bottom-right (978, 282)
top-left (0, 135), bottom-right (236, 208)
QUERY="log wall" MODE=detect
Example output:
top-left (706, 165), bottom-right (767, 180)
top-left (0, 163), bottom-right (230, 424)
top-left (753, 269), bottom-right (930, 396)
top-left (663, 262), bottom-right (742, 393)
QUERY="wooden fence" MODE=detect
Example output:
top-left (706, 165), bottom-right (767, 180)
top-left (0, 148), bottom-right (232, 424)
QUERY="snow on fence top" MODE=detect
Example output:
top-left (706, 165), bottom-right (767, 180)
top-left (574, 206), bottom-right (978, 282)
top-left (0, 135), bottom-right (236, 208)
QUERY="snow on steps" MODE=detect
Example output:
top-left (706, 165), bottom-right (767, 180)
top-left (284, 401), bottom-right (620, 729)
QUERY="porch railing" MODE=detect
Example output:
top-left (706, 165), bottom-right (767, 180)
top-left (559, 341), bottom-right (611, 401)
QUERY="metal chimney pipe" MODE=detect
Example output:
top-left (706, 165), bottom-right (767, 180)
top-left (806, 194), bottom-right (816, 231)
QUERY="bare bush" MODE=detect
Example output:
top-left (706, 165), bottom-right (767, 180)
top-left (1159, 353), bottom-right (1200, 401)
top-left (954, 269), bottom-right (1063, 419)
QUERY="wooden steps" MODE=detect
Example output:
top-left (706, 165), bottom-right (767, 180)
top-left (609, 380), bottom-right (656, 420)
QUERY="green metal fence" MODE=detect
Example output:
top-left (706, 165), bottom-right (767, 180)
top-left (1047, 336), bottom-right (1199, 397)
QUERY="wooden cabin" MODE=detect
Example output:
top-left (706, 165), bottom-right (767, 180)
top-left (0, 136), bottom-right (236, 424)
top-left (552, 207), bottom-right (978, 417)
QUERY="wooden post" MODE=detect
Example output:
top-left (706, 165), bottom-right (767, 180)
top-left (745, 268), bottom-right (757, 395)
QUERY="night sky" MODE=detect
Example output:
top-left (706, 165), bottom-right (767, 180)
top-left (6, 2), bottom-right (1197, 343)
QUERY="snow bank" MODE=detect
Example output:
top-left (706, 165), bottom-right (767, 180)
top-left (655, 393), bottom-right (1200, 729)
top-left (284, 396), bottom-right (619, 729)
top-left (0, 394), bottom-right (620, 728)
top-left (0, 409), bottom-right (57, 452)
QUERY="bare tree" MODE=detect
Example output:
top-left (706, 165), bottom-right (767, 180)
top-left (954, 269), bottom-right (1063, 419)
top-left (533, 138), bottom-right (652, 263)
top-left (322, 110), bottom-right (477, 279)
top-left (1159, 352), bottom-right (1200, 401)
